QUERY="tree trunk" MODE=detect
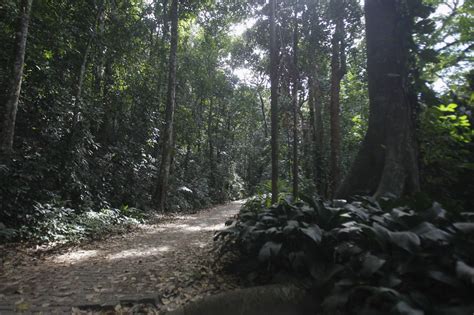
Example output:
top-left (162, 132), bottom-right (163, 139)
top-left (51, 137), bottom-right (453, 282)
top-left (337, 0), bottom-right (420, 199)
top-left (308, 79), bottom-right (317, 181)
top-left (93, 0), bottom-right (107, 134)
top-left (301, 113), bottom-right (312, 181)
top-left (287, 130), bottom-right (292, 181)
top-left (291, 2), bottom-right (299, 198)
top-left (329, 0), bottom-right (346, 197)
top-left (0, 0), bottom-right (33, 155)
top-left (208, 98), bottom-right (216, 197)
top-left (308, 78), bottom-right (324, 194)
top-left (258, 90), bottom-right (269, 138)
top-left (270, 0), bottom-right (280, 204)
top-left (67, 0), bottom-right (104, 146)
top-left (161, 0), bottom-right (170, 41)
top-left (72, 38), bottom-right (92, 129)
top-left (154, 0), bottom-right (179, 211)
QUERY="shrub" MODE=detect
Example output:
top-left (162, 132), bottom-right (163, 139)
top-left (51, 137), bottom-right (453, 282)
top-left (216, 195), bottom-right (474, 314)
top-left (0, 202), bottom-right (145, 244)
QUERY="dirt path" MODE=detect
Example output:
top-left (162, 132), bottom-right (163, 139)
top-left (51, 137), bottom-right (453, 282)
top-left (0, 201), bottom-right (243, 314)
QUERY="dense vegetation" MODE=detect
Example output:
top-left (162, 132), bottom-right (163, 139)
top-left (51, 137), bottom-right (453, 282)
top-left (1, 0), bottom-right (473, 313)
top-left (217, 195), bottom-right (474, 314)
top-left (0, 0), bottom-right (473, 282)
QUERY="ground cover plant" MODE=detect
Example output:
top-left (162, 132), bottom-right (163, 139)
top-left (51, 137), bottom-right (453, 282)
top-left (0, 202), bottom-right (145, 244)
top-left (216, 195), bottom-right (474, 314)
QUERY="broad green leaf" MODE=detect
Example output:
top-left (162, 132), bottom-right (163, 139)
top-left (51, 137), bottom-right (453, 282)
top-left (301, 225), bottom-right (322, 244)
top-left (453, 223), bottom-right (474, 234)
top-left (412, 222), bottom-right (451, 243)
top-left (283, 220), bottom-right (299, 234)
top-left (456, 261), bottom-right (474, 284)
top-left (389, 231), bottom-right (421, 253)
top-left (437, 103), bottom-right (457, 112)
top-left (258, 241), bottom-right (282, 262)
top-left (393, 301), bottom-right (424, 315)
top-left (360, 253), bottom-right (386, 277)
top-left (427, 270), bottom-right (462, 287)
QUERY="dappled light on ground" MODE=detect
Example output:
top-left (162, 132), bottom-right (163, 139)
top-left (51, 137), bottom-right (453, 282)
top-left (107, 245), bottom-right (172, 260)
top-left (53, 249), bottom-right (99, 264)
top-left (0, 202), bottom-right (242, 314)
top-left (167, 222), bottom-right (227, 233)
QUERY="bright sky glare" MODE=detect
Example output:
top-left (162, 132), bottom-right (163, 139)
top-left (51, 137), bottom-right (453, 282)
top-left (229, 18), bottom-right (257, 37)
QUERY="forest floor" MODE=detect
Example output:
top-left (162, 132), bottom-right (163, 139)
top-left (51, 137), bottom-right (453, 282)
top-left (0, 201), bottom-right (243, 314)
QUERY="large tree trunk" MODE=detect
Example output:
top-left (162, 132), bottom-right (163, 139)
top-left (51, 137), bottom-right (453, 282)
top-left (337, 0), bottom-right (420, 199)
top-left (154, 0), bottom-right (179, 211)
top-left (270, 0), bottom-right (280, 204)
top-left (329, 0), bottom-right (346, 197)
top-left (291, 2), bottom-right (299, 198)
top-left (0, 0), bottom-right (33, 155)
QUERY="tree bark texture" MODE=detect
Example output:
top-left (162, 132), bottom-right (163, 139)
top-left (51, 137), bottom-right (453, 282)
top-left (258, 90), bottom-right (269, 138)
top-left (0, 0), bottom-right (33, 155)
top-left (309, 77), bottom-right (324, 195)
top-left (329, 0), bottom-right (346, 197)
top-left (337, 0), bottom-right (420, 199)
top-left (154, 0), bottom-right (179, 211)
top-left (291, 2), bottom-right (299, 198)
top-left (270, 0), bottom-right (280, 204)
top-left (208, 98), bottom-right (216, 197)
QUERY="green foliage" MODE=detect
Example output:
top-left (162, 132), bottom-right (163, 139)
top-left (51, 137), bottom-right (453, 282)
top-left (0, 0), bottom-right (265, 243)
top-left (256, 179), bottom-right (291, 196)
top-left (434, 103), bottom-right (473, 143)
top-left (0, 202), bottom-right (144, 244)
top-left (1, 0), bottom-right (471, 245)
top-left (420, 98), bottom-right (473, 211)
top-left (216, 196), bottom-right (474, 314)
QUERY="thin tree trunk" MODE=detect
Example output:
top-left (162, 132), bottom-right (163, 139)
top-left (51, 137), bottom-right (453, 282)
top-left (208, 98), bottom-right (215, 196)
top-left (154, 0), bottom-right (179, 211)
top-left (301, 111), bottom-right (311, 180)
top-left (287, 129), bottom-right (292, 180)
top-left (68, 0), bottom-right (105, 147)
top-left (337, 0), bottom-right (420, 199)
top-left (93, 0), bottom-right (107, 134)
top-left (309, 75), bottom-right (325, 195)
top-left (291, 1), bottom-right (299, 198)
top-left (258, 90), bottom-right (269, 138)
top-left (270, 0), bottom-right (280, 204)
top-left (308, 79), bottom-right (317, 182)
top-left (161, 0), bottom-right (170, 41)
top-left (0, 0), bottom-right (33, 155)
top-left (72, 39), bottom-right (92, 128)
top-left (94, 0), bottom-right (106, 92)
top-left (314, 81), bottom-right (325, 195)
top-left (329, 3), bottom-right (346, 197)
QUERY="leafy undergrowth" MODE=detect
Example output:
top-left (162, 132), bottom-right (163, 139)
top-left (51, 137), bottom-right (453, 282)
top-left (0, 203), bottom-right (147, 246)
top-left (216, 195), bottom-right (474, 314)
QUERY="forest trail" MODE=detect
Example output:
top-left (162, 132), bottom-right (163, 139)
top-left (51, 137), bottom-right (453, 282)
top-left (0, 201), bottom-right (243, 314)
